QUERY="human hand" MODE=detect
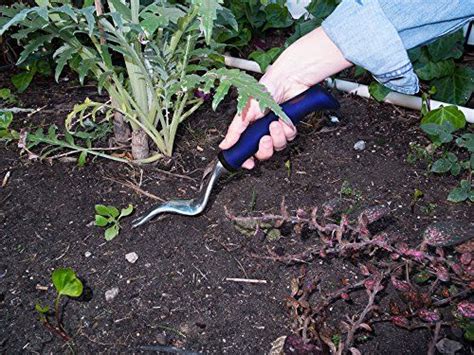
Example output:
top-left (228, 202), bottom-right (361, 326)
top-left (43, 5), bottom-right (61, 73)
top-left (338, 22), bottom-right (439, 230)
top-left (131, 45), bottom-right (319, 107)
top-left (219, 27), bottom-right (352, 169)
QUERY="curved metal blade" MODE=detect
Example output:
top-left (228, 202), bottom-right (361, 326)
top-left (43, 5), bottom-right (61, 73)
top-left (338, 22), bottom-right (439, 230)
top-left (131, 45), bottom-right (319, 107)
top-left (132, 161), bottom-right (226, 228)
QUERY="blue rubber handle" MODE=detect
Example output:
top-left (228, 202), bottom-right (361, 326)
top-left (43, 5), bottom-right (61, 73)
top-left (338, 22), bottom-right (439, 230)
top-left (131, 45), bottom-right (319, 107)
top-left (218, 85), bottom-right (340, 171)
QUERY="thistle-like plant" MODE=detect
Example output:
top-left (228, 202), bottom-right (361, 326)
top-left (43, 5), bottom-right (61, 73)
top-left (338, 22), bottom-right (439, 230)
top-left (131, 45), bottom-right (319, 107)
top-left (1, 0), bottom-right (290, 162)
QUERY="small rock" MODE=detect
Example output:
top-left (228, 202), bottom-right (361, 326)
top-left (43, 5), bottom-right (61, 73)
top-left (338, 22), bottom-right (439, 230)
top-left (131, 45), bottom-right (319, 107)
top-left (0, 265), bottom-right (7, 279)
top-left (436, 338), bottom-right (462, 355)
top-left (329, 115), bottom-right (340, 123)
top-left (156, 333), bottom-right (167, 345)
top-left (105, 287), bottom-right (119, 302)
top-left (354, 140), bottom-right (366, 151)
top-left (125, 252), bottom-right (138, 264)
top-left (84, 251), bottom-right (92, 258)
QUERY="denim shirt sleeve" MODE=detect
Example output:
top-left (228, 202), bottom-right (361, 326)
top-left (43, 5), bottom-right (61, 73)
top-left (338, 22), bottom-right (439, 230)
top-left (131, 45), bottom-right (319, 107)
top-left (321, 0), bottom-right (474, 95)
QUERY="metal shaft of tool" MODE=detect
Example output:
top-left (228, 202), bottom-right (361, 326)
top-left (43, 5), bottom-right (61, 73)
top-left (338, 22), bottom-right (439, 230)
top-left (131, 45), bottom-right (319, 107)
top-left (132, 161), bottom-right (227, 228)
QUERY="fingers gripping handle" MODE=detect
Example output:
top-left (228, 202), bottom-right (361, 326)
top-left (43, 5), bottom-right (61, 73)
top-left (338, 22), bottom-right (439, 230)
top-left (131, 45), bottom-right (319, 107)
top-left (218, 85), bottom-right (340, 171)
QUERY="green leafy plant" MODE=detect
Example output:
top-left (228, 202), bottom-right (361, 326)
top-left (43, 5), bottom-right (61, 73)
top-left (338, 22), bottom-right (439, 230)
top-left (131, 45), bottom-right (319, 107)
top-left (218, 0), bottom-right (294, 47)
top-left (19, 123), bottom-right (118, 166)
top-left (248, 46), bottom-right (282, 72)
top-left (35, 267), bottom-right (83, 342)
top-left (0, 87), bottom-right (18, 104)
top-left (1, 0), bottom-right (290, 163)
top-left (0, 110), bottom-right (19, 141)
top-left (420, 105), bottom-right (473, 202)
top-left (95, 203), bottom-right (133, 240)
top-left (410, 30), bottom-right (474, 105)
top-left (12, 57), bottom-right (52, 93)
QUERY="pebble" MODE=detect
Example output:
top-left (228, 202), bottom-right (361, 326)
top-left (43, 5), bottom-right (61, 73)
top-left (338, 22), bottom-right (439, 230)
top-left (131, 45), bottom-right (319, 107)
top-left (125, 252), bottom-right (138, 264)
top-left (105, 287), bottom-right (119, 302)
top-left (353, 140), bottom-right (366, 151)
top-left (436, 338), bottom-right (462, 355)
top-left (84, 251), bottom-right (92, 258)
top-left (329, 115), bottom-right (340, 124)
top-left (0, 265), bottom-right (7, 279)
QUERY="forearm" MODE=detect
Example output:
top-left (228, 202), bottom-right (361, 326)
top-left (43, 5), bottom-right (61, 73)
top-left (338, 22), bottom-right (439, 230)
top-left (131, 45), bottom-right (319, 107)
top-left (261, 27), bottom-right (352, 103)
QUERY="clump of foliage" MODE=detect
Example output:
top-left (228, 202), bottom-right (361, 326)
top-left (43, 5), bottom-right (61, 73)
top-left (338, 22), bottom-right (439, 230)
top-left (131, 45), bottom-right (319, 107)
top-left (36, 268), bottom-right (84, 342)
top-left (0, 87), bottom-right (18, 104)
top-left (419, 105), bottom-right (473, 202)
top-left (227, 199), bottom-right (473, 353)
top-left (1, 0), bottom-right (290, 163)
top-left (0, 110), bottom-right (18, 141)
top-left (0, 3), bottom-right (55, 91)
top-left (219, 0), bottom-right (295, 49)
top-left (18, 122), bottom-right (123, 166)
top-left (411, 30), bottom-right (474, 106)
top-left (95, 203), bottom-right (133, 240)
top-left (233, 0), bottom-right (340, 72)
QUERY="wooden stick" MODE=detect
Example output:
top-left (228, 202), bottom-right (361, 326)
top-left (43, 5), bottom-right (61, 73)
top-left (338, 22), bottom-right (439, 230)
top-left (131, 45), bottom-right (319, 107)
top-left (225, 278), bottom-right (267, 284)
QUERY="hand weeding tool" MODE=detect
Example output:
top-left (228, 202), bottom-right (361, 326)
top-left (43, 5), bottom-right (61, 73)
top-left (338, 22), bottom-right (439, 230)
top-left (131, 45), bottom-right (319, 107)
top-left (132, 85), bottom-right (339, 228)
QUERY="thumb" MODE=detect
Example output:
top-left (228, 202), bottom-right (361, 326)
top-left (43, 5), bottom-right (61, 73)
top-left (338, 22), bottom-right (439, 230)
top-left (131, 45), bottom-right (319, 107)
top-left (219, 97), bottom-right (265, 150)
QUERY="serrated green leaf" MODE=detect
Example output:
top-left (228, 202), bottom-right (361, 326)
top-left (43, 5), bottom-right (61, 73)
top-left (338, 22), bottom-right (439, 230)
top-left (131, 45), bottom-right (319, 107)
top-left (0, 8), bottom-right (33, 36)
top-left (17, 34), bottom-right (54, 65)
top-left (140, 12), bottom-right (167, 36)
top-left (80, 6), bottom-right (96, 36)
top-left (52, 268), bottom-right (83, 297)
top-left (54, 5), bottom-right (77, 22)
top-left (104, 225), bottom-right (119, 241)
top-left (95, 214), bottom-right (109, 227)
top-left (203, 68), bottom-right (290, 124)
top-left (119, 204), bottom-right (134, 218)
top-left (53, 44), bottom-right (76, 82)
top-left (211, 80), bottom-right (231, 111)
top-left (431, 158), bottom-right (451, 173)
top-left (369, 82), bottom-right (391, 102)
top-left (191, 0), bottom-right (223, 44)
top-left (11, 71), bottom-right (34, 93)
top-left (108, 0), bottom-right (131, 21)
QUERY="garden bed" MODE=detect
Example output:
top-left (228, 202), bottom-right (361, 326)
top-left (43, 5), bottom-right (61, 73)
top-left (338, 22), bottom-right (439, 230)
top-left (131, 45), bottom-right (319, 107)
top-left (0, 74), bottom-right (472, 353)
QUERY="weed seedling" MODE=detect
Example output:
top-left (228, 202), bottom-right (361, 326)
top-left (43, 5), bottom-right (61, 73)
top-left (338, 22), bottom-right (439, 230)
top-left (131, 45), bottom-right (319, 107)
top-left (0, 88), bottom-right (18, 105)
top-left (285, 159), bottom-right (291, 178)
top-left (0, 111), bottom-right (18, 142)
top-left (95, 204), bottom-right (134, 241)
top-left (35, 268), bottom-right (83, 342)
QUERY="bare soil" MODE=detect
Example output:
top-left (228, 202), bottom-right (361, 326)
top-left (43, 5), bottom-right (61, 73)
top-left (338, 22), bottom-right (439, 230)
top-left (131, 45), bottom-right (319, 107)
top-left (0, 73), bottom-right (472, 354)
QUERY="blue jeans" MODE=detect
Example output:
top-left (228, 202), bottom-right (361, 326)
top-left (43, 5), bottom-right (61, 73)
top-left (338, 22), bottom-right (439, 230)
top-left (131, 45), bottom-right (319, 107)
top-left (322, 0), bottom-right (474, 94)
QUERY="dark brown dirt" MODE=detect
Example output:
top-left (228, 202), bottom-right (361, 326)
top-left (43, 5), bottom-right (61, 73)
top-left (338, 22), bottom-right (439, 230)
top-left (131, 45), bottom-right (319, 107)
top-left (0, 73), bottom-right (472, 354)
